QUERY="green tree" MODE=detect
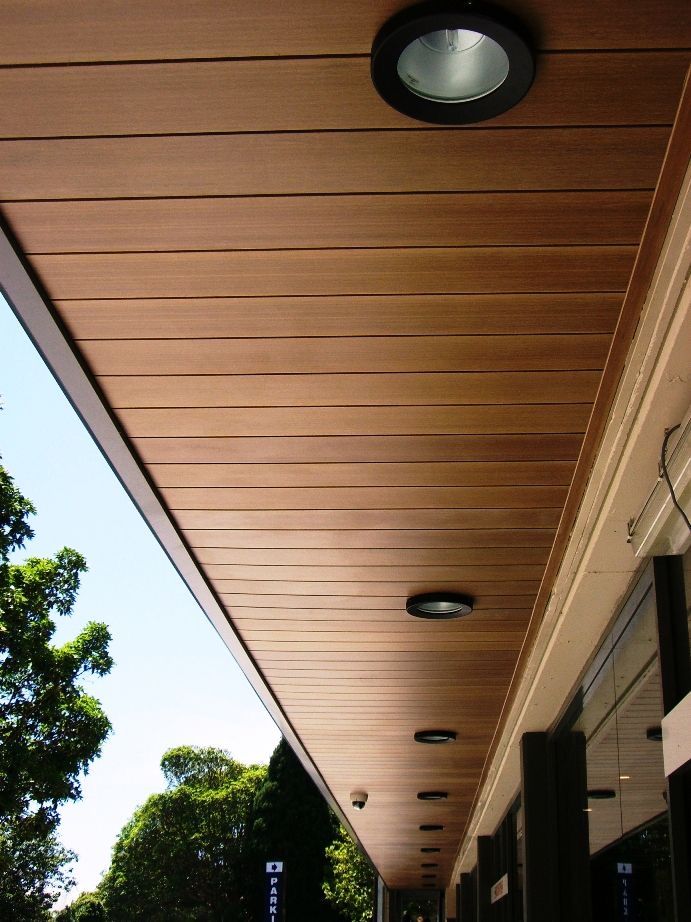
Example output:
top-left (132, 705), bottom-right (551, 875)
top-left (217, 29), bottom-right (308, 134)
top-left (0, 465), bottom-right (113, 918)
top-left (250, 738), bottom-right (342, 921)
top-left (324, 824), bottom-right (375, 922)
top-left (55, 890), bottom-right (107, 921)
top-left (99, 746), bottom-right (265, 921)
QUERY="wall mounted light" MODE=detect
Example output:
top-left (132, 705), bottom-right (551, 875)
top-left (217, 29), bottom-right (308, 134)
top-left (406, 592), bottom-right (474, 619)
top-left (371, 1), bottom-right (534, 124)
top-left (415, 729), bottom-right (457, 743)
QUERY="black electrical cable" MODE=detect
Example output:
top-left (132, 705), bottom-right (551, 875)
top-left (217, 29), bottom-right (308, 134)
top-left (660, 424), bottom-right (691, 532)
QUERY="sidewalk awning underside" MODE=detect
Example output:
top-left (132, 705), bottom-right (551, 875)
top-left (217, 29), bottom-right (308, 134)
top-left (1, 0), bottom-right (689, 889)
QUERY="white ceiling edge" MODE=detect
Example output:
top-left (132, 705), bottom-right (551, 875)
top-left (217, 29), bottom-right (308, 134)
top-left (0, 228), bottom-right (366, 861)
top-left (453, 159), bottom-right (691, 878)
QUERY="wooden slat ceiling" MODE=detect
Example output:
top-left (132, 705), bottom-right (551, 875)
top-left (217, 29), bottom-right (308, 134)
top-left (1, 0), bottom-right (689, 891)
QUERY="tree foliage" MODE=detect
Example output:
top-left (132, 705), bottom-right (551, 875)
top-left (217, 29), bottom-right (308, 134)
top-left (99, 746), bottom-right (266, 921)
top-left (324, 824), bottom-right (375, 922)
top-left (0, 813), bottom-right (74, 921)
top-left (0, 464), bottom-right (113, 917)
top-left (55, 890), bottom-right (107, 921)
top-left (250, 738), bottom-right (343, 921)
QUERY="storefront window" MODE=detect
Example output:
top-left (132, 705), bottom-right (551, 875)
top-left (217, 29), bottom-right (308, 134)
top-left (571, 569), bottom-right (672, 920)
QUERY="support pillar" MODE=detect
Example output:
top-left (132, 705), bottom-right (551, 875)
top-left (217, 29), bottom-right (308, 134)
top-left (476, 836), bottom-right (492, 922)
top-left (521, 731), bottom-right (591, 922)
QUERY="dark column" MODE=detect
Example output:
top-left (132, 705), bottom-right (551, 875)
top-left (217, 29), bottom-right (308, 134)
top-left (476, 836), bottom-right (492, 922)
top-left (520, 733), bottom-right (559, 922)
top-left (653, 555), bottom-right (691, 922)
top-left (459, 872), bottom-right (474, 922)
top-left (554, 731), bottom-right (591, 922)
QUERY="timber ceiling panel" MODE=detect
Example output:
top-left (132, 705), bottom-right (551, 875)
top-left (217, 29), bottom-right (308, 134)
top-left (1, 0), bottom-right (689, 891)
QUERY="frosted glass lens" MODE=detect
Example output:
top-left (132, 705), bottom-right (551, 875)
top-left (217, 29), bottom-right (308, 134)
top-left (419, 600), bottom-right (462, 613)
top-left (397, 28), bottom-right (510, 102)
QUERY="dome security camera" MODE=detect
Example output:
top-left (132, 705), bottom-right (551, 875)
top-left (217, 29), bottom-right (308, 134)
top-left (350, 791), bottom-right (368, 810)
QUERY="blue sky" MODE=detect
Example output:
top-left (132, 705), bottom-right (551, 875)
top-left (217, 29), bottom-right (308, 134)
top-left (0, 294), bottom-right (281, 903)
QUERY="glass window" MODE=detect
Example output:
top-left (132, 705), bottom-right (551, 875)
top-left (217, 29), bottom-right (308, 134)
top-left (570, 568), bottom-right (673, 920)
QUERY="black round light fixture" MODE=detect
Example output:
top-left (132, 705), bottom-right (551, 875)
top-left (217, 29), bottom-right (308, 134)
top-left (414, 729), bottom-right (457, 744)
top-left (406, 592), bottom-right (474, 620)
top-left (420, 824), bottom-right (445, 831)
top-left (371, 1), bottom-right (534, 125)
top-left (418, 791), bottom-right (449, 800)
top-left (587, 788), bottom-right (617, 800)
top-left (421, 847), bottom-right (441, 853)
top-left (422, 873), bottom-right (437, 879)
top-left (421, 862), bottom-right (439, 867)
top-left (646, 725), bottom-right (663, 742)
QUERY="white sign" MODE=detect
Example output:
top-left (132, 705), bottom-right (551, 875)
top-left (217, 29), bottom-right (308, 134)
top-left (662, 690), bottom-right (691, 776)
top-left (266, 861), bottom-right (284, 872)
top-left (617, 863), bottom-right (633, 874)
top-left (490, 873), bottom-right (509, 903)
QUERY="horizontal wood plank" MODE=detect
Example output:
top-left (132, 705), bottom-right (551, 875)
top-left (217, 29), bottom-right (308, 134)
top-left (230, 608), bottom-right (533, 622)
top-left (138, 434), bottom-right (584, 464)
top-left (57, 294), bottom-right (623, 339)
top-left (185, 529), bottom-right (557, 550)
top-left (246, 637), bottom-right (526, 652)
top-left (180, 508), bottom-right (558, 530)
top-left (1, 54), bottom-right (686, 136)
top-left (233, 614), bottom-right (531, 630)
top-left (8, 190), bottom-right (652, 252)
top-left (82, 334), bottom-right (610, 376)
top-left (33, 246), bottom-right (635, 300)
top-left (208, 563), bottom-right (544, 581)
top-left (0, 129), bottom-right (668, 199)
top-left (263, 669), bottom-right (511, 683)
top-left (165, 485), bottom-right (567, 510)
top-left (249, 650), bottom-right (515, 656)
top-left (101, 371), bottom-right (600, 409)
top-left (124, 405), bottom-right (591, 438)
top-left (221, 594), bottom-right (535, 610)
top-left (1, 1), bottom-right (688, 62)
top-left (152, 461), bottom-right (575, 489)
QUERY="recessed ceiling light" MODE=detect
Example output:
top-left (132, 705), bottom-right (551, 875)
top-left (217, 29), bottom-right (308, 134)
top-left (418, 791), bottom-right (448, 800)
top-left (420, 824), bottom-right (445, 831)
top-left (646, 726), bottom-right (663, 741)
top-left (371, 1), bottom-right (534, 125)
top-left (587, 789), bottom-right (617, 800)
top-left (422, 873), bottom-right (437, 879)
top-left (421, 863), bottom-right (438, 868)
top-left (421, 847), bottom-right (441, 853)
top-left (406, 592), bottom-right (473, 619)
top-left (414, 729), bottom-right (457, 744)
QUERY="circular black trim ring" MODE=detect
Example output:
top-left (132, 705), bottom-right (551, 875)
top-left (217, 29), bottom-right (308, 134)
top-left (406, 592), bottom-right (474, 619)
top-left (587, 788), bottom-right (617, 800)
top-left (371, 1), bottom-right (535, 124)
top-left (414, 729), bottom-right (458, 743)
